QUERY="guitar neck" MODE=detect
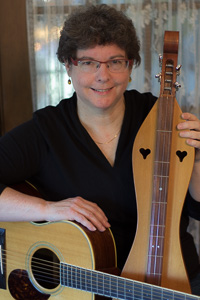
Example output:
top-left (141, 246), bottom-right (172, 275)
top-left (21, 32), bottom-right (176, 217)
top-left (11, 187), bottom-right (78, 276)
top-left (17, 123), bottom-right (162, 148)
top-left (61, 263), bottom-right (199, 300)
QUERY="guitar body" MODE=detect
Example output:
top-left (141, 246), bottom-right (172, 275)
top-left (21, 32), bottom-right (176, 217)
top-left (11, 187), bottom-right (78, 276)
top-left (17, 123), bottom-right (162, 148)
top-left (0, 221), bottom-right (116, 299)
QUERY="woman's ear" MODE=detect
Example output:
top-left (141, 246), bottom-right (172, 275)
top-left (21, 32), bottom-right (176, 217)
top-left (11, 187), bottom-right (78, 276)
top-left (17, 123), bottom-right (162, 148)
top-left (65, 61), bottom-right (72, 76)
top-left (129, 60), bottom-right (134, 74)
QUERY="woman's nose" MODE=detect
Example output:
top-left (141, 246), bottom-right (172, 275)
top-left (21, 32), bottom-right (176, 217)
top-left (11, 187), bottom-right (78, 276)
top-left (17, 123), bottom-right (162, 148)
top-left (95, 63), bottom-right (110, 82)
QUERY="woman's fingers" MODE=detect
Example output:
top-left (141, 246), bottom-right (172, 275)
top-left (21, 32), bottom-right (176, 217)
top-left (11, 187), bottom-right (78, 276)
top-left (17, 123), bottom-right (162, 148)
top-left (45, 196), bottom-right (110, 232)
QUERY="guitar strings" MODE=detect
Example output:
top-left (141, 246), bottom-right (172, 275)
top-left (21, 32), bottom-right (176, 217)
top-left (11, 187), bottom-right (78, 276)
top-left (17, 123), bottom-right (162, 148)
top-left (148, 94), bottom-right (174, 283)
top-left (156, 94), bottom-right (173, 279)
top-left (0, 250), bottom-right (144, 299)
top-left (154, 95), bottom-right (171, 280)
top-left (1, 249), bottom-right (61, 286)
top-left (154, 96), bottom-right (166, 279)
top-left (0, 248), bottom-right (184, 299)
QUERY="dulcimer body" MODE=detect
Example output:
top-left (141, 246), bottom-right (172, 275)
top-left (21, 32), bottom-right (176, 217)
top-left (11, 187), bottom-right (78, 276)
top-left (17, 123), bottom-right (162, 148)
top-left (121, 31), bottom-right (195, 294)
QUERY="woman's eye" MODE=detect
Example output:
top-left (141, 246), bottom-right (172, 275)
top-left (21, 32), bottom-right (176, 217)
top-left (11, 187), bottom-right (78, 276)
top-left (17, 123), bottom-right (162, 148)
top-left (111, 60), bottom-right (122, 65)
top-left (81, 61), bottom-right (93, 66)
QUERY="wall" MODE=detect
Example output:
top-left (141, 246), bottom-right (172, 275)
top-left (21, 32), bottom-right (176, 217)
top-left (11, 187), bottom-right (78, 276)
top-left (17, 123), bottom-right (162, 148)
top-left (0, 0), bottom-right (33, 135)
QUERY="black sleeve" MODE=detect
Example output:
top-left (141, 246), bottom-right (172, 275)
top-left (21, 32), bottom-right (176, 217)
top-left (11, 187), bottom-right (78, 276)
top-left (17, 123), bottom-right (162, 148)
top-left (185, 191), bottom-right (200, 221)
top-left (181, 193), bottom-right (200, 279)
top-left (0, 119), bottom-right (48, 193)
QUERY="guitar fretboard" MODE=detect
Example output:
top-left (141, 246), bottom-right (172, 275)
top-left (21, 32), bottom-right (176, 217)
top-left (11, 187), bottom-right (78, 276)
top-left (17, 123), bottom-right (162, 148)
top-left (60, 262), bottom-right (199, 300)
top-left (146, 94), bottom-right (174, 285)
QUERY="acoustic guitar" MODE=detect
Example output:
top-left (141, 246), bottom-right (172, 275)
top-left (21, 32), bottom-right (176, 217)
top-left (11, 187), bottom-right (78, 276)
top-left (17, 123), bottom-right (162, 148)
top-left (0, 220), bottom-right (199, 300)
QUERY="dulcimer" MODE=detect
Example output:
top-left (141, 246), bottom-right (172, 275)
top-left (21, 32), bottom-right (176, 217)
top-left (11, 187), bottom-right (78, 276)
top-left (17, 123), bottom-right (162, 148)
top-left (121, 31), bottom-right (195, 294)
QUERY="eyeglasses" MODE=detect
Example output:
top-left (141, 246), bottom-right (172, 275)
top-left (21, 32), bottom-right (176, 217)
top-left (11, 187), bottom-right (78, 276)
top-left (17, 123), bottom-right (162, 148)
top-left (70, 58), bottom-right (133, 73)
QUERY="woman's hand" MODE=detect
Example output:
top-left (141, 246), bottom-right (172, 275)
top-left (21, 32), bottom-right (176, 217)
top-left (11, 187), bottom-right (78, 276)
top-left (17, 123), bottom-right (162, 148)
top-left (45, 196), bottom-right (110, 232)
top-left (0, 188), bottom-right (110, 231)
top-left (177, 112), bottom-right (200, 161)
top-left (177, 112), bottom-right (200, 202)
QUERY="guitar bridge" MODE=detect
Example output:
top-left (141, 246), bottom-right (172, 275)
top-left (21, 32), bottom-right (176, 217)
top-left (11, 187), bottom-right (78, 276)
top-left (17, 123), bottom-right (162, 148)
top-left (0, 228), bottom-right (6, 289)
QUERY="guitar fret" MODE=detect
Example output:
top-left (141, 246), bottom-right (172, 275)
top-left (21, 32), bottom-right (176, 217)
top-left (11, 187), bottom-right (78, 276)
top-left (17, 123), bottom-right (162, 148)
top-left (77, 267), bottom-right (81, 290)
top-left (74, 267), bottom-right (77, 289)
top-left (157, 129), bottom-right (172, 132)
top-left (117, 277), bottom-right (125, 299)
top-left (102, 274), bottom-right (110, 297)
top-left (153, 174), bottom-right (169, 181)
top-left (154, 162), bottom-right (170, 174)
top-left (86, 269), bottom-right (92, 292)
top-left (156, 127), bottom-right (172, 134)
top-left (147, 255), bottom-right (163, 274)
top-left (126, 281), bottom-right (133, 300)
top-left (149, 235), bottom-right (165, 238)
top-left (151, 286), bottom-right (161, 300)
top-left (150, 225), bottom-right (165, 237)
top-left (154, 175), bottom-right (169, 178)
top-left (105, 274), bottom-right (111, 297)
top-left (151, 202), bottom-right (167, 204)
top-left (92, 271), bottom-right (97, 294)
top-left (155, 161), bottom-right (170, 164)
top-left (72, 265), bottom-right (75, 288)
top-left (111, 276), bottom-right (118, 298)
top-left (148, 255), bottom-right (163, 259)
top-left (98, 272), bottom-right (103, 295)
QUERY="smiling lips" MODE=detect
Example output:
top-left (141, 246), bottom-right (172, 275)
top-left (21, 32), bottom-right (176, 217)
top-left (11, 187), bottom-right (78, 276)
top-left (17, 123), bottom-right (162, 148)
top-left (92, 87), bottom-right (113, 92)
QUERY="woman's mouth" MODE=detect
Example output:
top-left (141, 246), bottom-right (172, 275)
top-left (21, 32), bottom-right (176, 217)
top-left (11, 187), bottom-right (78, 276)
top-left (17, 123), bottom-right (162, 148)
top-left (91, 87), bottom-right (112, 92)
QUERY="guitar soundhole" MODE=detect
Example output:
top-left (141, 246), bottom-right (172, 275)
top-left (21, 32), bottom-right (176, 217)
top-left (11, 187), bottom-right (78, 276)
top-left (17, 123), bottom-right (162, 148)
top-left (31, 247), bottom-right (60, 290)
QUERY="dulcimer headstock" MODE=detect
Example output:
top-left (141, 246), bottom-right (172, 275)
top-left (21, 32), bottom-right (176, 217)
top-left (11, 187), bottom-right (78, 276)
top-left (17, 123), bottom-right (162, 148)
top-left (156, 31), bottom-right (181, 98)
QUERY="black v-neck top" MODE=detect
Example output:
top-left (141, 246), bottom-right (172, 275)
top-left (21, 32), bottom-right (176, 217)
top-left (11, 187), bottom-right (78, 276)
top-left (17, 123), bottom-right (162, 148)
top-left (0, 89), bottom-right (200, 276)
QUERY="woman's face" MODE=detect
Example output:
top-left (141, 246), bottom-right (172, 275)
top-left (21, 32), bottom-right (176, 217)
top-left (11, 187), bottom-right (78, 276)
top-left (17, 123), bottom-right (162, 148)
top-left (66, 44), bottom-right (132, 112)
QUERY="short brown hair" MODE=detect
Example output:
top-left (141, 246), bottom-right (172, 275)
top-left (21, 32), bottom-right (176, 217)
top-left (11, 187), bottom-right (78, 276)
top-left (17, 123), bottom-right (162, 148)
top-left (57, 4), bottom-right (141, 67)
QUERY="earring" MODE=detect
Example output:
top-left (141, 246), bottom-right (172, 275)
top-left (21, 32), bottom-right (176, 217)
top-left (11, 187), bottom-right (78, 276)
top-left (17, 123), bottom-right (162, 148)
top-left (129, 76), bottom-right (132, 83)
top-left (68, 78), bottom-right (71, 85)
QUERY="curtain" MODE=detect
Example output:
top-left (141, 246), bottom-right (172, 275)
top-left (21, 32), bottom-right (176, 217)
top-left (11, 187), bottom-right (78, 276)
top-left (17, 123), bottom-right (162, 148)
top-left (26, 0), bottom-right (200, 255)
top-left (126, 0), bottom-right (200, 117)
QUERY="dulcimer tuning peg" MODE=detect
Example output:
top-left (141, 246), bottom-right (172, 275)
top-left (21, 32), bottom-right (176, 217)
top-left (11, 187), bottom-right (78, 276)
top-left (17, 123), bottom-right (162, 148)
top-left (159, 54), bottom-right (163, 67)
top-left (155, 72), bottom-right (162, 82)
top-left (174, 81), bottom-right (181, 91)
top-left (176, 64), bottom-right (182, 76)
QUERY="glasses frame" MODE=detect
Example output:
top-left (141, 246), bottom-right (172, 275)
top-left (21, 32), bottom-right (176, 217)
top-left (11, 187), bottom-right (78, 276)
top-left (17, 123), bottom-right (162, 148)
top-left (70, 57), bottom-right (133, 73)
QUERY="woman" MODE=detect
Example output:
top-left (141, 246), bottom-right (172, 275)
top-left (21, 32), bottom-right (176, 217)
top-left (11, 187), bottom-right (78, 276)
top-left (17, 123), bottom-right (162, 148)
top-left (0, 4), bottom-right (200, 295)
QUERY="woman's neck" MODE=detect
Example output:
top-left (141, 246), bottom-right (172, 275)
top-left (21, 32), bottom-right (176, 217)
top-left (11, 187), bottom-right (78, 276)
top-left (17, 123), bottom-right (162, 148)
top-left (77, 97), bottom-right (125, 142)
top-left (77, 98), bottom-right (125, 166)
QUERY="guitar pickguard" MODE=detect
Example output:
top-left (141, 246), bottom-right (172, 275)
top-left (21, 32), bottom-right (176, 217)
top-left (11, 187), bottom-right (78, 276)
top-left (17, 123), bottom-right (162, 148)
top-left (8, 269), bottom-right (50, 300)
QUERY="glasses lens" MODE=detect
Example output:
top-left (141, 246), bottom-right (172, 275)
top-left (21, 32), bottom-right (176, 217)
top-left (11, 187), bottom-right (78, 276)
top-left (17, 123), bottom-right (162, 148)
top-left (78, 60), bottom-right (99, 73)
top-left (109, 60), bottom-right (128, 72)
